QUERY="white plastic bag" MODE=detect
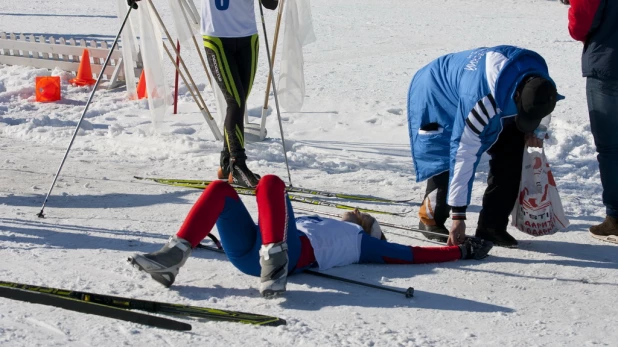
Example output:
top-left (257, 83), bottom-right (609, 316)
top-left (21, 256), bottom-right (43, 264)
top-left (511, 148), bottom-right (570, 236)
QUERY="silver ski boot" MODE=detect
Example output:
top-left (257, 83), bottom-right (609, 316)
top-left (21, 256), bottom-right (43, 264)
top-left (128, 235), bottom-right (192, 287)
top-left (259, 242), bottom-right (289, 297)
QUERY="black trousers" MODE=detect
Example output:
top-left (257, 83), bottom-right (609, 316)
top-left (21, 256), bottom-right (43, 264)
top-left (203, 34), bottom-right (259, 157)
top-left (421, 120), bottom-right (525, 231)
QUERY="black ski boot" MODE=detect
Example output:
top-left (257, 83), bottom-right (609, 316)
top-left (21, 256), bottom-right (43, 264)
top-left (217, 150), bottom-right (230, 180)
top-left (228, 154), bottom-right (260, 188)
top-left (418, 221), bottom-right (448, 243)
top-left (475, 228), bottom-right (518, 248)
top-left (459, 237), bottom-right (494, 260)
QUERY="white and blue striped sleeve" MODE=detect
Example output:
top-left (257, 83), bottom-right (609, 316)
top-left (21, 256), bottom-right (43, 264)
top-left (448, 94), bottom-right (498, 209)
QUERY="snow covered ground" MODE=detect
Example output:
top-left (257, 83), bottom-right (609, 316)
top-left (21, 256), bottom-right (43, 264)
top-left (1, 0), bottom-right (617, 346)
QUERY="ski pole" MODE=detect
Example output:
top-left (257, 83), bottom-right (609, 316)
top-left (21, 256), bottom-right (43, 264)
top-left (37, 5), bottom-right (135, 218)
top-left (258, 1), bottom-right (293, 187)
top-left (260, 0), bottom-right (286, 138)
top-left (304, 270), bottom-right (414, 298)
top-left (196, 243), bottom-right (414, 298)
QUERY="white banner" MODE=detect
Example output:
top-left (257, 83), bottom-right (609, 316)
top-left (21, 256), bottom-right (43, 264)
top-left (278, 0), bottom-right (316, 112)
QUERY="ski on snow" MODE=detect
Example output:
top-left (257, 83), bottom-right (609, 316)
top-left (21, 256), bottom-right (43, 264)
top-left (134, 176), bottom-right (412, 203)
top-left (134, 176), bottom-right (410, 216)
top-left (0, 285), bottom-right (191, 331)
top-left (0, 281), bottom-right (286, 327)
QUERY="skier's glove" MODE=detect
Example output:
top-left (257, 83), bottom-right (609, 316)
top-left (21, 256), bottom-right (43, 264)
top-left (261, 0), bottom-right (279, 10)
top-left (127, 0), bottom-right (140, 9)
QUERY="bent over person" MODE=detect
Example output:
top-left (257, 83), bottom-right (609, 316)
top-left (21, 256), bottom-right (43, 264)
top-left (128, 175), bottom-right (493, 297)
top-left (408, 45), bottom-right (561, 248)
top-left (203, 0), bottom-right (279, 187)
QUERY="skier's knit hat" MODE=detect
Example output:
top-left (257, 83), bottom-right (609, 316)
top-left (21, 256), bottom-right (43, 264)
top-left (515, 76), bottom-right (558, 133)
top-left (341, 209), bottom-right (386, 241)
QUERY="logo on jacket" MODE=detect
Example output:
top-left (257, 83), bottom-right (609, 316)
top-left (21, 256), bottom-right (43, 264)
top-left (465, 49), bottom-right (488, 71)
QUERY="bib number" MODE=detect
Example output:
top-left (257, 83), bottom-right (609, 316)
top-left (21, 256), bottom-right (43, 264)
top-left (214, 0), bottom-right (229, 10)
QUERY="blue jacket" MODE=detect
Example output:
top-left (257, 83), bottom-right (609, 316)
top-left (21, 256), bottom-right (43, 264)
top-left (407, 46), bottom-right (557, 207)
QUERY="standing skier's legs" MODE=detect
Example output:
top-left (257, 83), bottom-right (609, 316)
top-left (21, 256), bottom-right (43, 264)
top-left (204, 35), bottom-right (261, 187)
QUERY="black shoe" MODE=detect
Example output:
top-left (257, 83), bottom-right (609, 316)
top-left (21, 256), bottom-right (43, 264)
top-left (418, 222), bottom-right (448, 243)
top-left (228, 157), bottom-right (260, 188)
top-left (460, 237), bottom-right (493, 260)
top-left (217, 150), bottom-right (230, 179)
top-left (475, 228), bottom-right (518, 248)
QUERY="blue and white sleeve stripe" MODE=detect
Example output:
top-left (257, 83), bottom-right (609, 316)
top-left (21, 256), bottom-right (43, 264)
top-left (448, 94), bottom-right (498, 207)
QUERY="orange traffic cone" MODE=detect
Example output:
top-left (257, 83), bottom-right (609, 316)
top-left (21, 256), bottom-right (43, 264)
top-left (136, 70), bottom-right (147, 99)
top-left (35, 76), bottom-right (61, 102)
top-left (70, 49), bottom-right (97, 86)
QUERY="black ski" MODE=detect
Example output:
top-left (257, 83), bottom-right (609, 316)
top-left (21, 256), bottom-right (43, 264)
top-left (0, 285), bottom-right (191, 331)
top-left (0, 281), bottom-right (286, 327)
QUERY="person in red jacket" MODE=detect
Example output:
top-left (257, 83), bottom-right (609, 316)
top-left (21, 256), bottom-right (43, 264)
top-left (569, 0), bottom-right (618, 242)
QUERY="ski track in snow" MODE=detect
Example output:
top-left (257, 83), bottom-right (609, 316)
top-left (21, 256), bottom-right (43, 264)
top-left (1, 0), bottom-right (618, 346)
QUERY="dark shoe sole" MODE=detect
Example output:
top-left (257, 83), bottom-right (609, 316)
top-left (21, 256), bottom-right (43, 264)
top-left (228, 172), bottom-right (259, 188)
top-left (127, 256), bottom-right (176, 288)
top-left (476, 238), bottom-right (518, 249)
top-left (495, 242), bottom-right (518, 249)
top-left (261, 289), bottom-right (286, 298)
top-left (590, 232), bottom-right (618, 244)
top-left (473, 235), bottom-right (518, 249)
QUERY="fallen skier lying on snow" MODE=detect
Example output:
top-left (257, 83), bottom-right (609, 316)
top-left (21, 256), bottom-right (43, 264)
top-left (128, 175), bottom-right (493, 297)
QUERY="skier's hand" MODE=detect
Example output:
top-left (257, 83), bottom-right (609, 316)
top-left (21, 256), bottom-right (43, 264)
top-left (127, 0), bottom-right (140, 9)
top-left (448, 220), bottom-right (466, 246)
top-left (525, 132), bottom-right (547, 148)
